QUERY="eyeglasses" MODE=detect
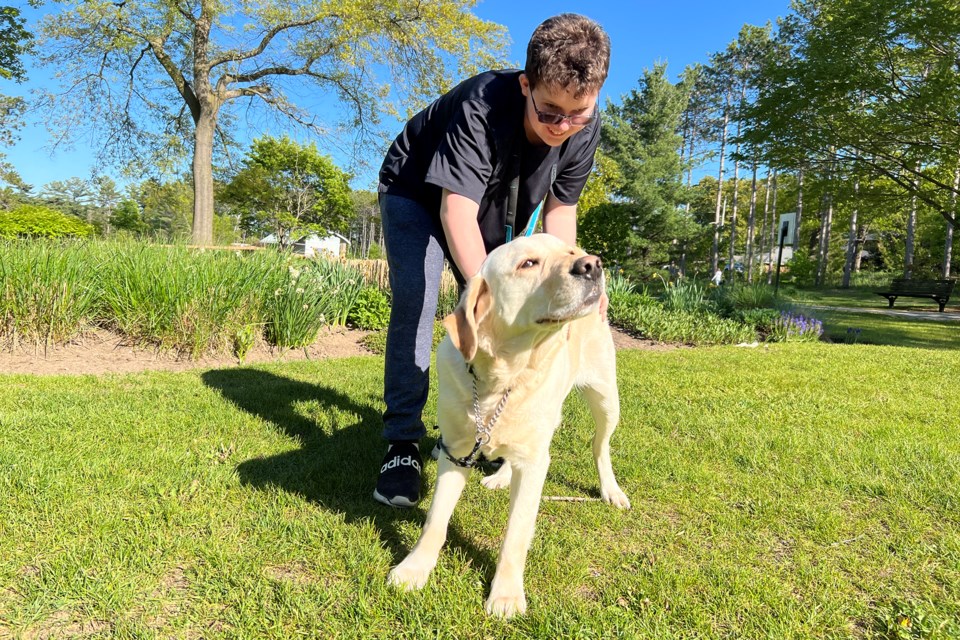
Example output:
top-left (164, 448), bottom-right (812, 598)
top-left (529, 93), bottom-right (597, 126)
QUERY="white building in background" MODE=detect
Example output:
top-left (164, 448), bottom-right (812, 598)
top-left (258, 232), bottom-right (350, 258)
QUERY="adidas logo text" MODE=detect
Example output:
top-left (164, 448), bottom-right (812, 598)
top-left (382, 455), bottom-right (421, 474)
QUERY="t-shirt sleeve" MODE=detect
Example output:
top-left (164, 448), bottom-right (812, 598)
top-left (424, 102), bottom-right (494, 205)
top-left (551, 117), bottom-right (601, 205)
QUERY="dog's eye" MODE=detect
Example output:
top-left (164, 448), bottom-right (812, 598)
top-left (518, 258), bottom-right (539, 270)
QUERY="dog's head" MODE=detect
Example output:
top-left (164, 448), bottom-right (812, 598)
top-left (443, 234), bottom-right (604, 362)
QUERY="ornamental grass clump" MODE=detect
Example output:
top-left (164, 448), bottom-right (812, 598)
top-left (264, 258), bottom-right (363, 348)
top-left (660, 279), bottom-right (709, 313)
top-left (0, 240), bottom-right (101, 349)
top-left (100, 243), bottom-right (266, 357)
top-left (769, 311), bottom-right (823, 343)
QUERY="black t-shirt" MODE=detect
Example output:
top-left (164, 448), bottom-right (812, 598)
top-left (379, 69), bottom-right (600, 252)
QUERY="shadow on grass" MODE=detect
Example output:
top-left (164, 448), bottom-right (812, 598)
top-left (201, 367), bottom-right (494, 572)
top-left (818, 311), bottom-right (960, 350)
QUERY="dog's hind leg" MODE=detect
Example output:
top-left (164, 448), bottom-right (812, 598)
top-left (388, 457), bottom-right (470, 590)
top-left (580, 383), bottom-right (631, 509)
top-left (485, 455), bottom-right (550, 618)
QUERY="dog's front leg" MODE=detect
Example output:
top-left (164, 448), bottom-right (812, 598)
top-left (581, 384), bottom-right (631, 509)
top-left (485, 454), bottom-right (549, 618)
top-left (388, 456), bottom-right (469, 590)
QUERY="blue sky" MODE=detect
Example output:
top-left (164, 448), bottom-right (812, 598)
top-left (7, 0), bottom-right (791, 192)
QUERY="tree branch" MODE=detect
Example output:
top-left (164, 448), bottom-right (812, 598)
top-left (209, 16), bottom-right (330, 69)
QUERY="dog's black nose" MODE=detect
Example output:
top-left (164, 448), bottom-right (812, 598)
top-left (571, 255), bottom-right (602, 280)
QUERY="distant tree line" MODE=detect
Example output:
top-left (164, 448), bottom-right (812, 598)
top-left (579, 0), bottom-right (959, 286)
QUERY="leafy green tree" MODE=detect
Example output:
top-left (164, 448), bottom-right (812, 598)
top-left (591, 63), bottom-right (695, 273)
top-left (36, 0), bottom-right (508, 245)
top-left (40, 178), bottom-right (95, 224)
top-left (578, 150), bottom-right (622, 218)
top-left (744, 0), bottom-right (960, 228)
top-left (0, 6), bottom-right (34, 190)
top-left (346, 190), bottom-right (381, 258)
top-left (580, 201), bottom-right (680, 273)
top-left (110, 199), bottom-right (148, 235)
top-left (0, 6), bottom-right (31, 82)
top-left (222, 136), bottom-right (353, 247)
top-left (128, 178), bottom-right (193, 240)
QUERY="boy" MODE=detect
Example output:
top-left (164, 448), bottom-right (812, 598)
top-left (375, 13), bottom-right (611, 507)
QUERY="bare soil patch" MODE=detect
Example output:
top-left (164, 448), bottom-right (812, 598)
top-left (0, 325), bottom-right (671, 377)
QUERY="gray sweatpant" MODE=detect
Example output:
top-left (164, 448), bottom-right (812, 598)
top-left (379, 192), bottom-right (463, 442)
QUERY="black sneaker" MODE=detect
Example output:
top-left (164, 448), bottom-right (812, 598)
top-left (373, 442), bottom-right (422, 507)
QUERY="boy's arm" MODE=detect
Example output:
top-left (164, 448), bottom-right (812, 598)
top-left (439, 189), bottom-right (488, 280)
top-left (542, 192), bottom-right (577, 246)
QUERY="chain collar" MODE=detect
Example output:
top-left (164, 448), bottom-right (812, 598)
top-left (439, 364), bottom-right (512, 469)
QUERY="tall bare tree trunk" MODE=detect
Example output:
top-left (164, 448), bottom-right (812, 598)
top-left (815, 183), bottom-right (834, 287)
top-left (192, 112), bottom-right (216, 245)
top-left (842, 164), bottom-right (861, 288)
top-left (905, 171), bottom-right (918, 279)
top-left (854, 225), bottom-right (867, 272)
top-left (766, 169), bottom-right (779, 284)
top-left (944, 162), bottom-right (958, 279)
top-left (727, 102), bottom-right (744, 272)
top-left (745, 163), bottom-right (759, 282)
top-left (758, 170), bottom-right (773, 281)
top-left (681, 127), bottom-right (696, 278)
top-left (711, 97), bottom-right (730, 274)
top-left (794, 167), bottom-right (804, 254)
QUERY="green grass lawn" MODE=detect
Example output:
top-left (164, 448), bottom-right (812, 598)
top-left (815, 310), bottom-right (960, 351)
top-left (2, 345), bottom-right (959, 638)
top-left (787, 286), bottom-right (960, 314)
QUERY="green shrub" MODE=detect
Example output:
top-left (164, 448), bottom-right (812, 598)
top-left (709, 281), bottom-right (780, 319)
top-left (263, 257), bottom-right (364, 348)
top-left (348, 286), bottom-right (391, 330)
top-left (609, 290), bottom-right (757, 345)
top-left (785, 247), bottom-right (818, 286)
top-left (735, 308), bottom-right (781, 338)
top-left (0, 205), bottom-right (95, 239)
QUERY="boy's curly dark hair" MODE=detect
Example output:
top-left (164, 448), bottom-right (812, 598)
top-left (524, 14), bottom-right (610, 98)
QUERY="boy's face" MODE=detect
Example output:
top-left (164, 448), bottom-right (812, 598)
top-left (519, 74), bottom-right (600, 147)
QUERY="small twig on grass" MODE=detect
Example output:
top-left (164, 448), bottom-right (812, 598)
top-left (541, 496), bottom-right (601, 503)
top-left (829, 534), bottom-right (866, 547)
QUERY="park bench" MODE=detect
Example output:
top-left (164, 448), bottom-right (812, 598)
top-left (875, 278), bottom-right (955, 312)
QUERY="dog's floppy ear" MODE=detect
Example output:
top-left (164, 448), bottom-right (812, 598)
top-left (443, 275), bottom-right (491, 362)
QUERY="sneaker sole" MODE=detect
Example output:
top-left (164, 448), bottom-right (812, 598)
top-left (373, 489), bottom-right (418, 508)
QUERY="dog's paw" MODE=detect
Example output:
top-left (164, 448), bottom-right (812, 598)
top-left (480, 462), bottom-right (512, 490)
top-left (480, 472), bottom-right (510, 490)
top-left (601, 486), bottom-right (631, 509)
top-left (485, 590), bottom-right (527, 618)
top-left (387, 561), bottom-right (432, 591)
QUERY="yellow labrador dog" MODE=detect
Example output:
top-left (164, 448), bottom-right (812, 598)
top-left (387, 234), bottom-right (630, 618)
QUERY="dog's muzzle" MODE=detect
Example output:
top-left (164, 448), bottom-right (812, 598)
top-left (570, 255), bottom-right (602, 281)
